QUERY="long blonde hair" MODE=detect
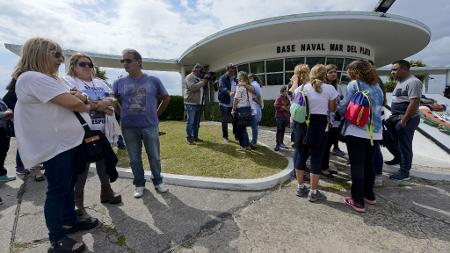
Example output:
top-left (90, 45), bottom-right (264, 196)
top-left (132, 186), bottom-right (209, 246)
top-left (310, 64), bottom-right (327, 93)
top-left (12, 37), bottom-right (63, 79)
top-left (237, 71), bottom-right (250, 85)
top-left (67, 52), bottom-right (96, 80)
top-left (292, 64), bottom-right (310, 85)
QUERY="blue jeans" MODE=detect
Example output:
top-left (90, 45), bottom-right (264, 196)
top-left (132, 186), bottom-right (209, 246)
top-left (122, 126), bottom-right (163, 187)
top-left (251, 107), bottom-right (262, 146)
top-left (374, 142), bottom-right (383, 175)
top-left (385, 115), bottom-right (420, 174)
top-left (43, 148), bottom-right (78, 242)
top-left (220, 105), bottom-right (232, 139)
top-left (185, 104), bottom-right (202, 141)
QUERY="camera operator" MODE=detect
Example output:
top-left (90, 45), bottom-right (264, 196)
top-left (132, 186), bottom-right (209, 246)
top-left (184, 63), bottom-right (209, 144)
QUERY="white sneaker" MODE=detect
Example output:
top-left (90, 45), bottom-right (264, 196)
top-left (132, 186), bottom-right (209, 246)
top-left (134, 187), bottom-right (144, 198)
top-left (155, 183), bottom-right (169, 193)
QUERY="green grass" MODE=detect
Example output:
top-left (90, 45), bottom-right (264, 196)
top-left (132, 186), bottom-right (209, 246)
top-left (116, 121), bottom-right (288, 179)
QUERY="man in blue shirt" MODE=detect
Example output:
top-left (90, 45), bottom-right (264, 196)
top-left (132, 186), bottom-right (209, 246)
top-left (218, 64), bottom-right (236, 142)
top-left (113, 49), bottom-right (170, 198)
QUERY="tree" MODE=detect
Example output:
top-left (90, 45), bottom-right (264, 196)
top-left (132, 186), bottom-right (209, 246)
top-left (95, 66), bottom-right (107, 80)
top-left (410, 60), bottom-right (426, 82)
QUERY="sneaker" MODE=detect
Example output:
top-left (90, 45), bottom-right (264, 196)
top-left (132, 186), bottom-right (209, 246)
top-left (389, 172), bottom-right (410, 181)
top-left (329, 167), bottom-right (338, 175)
top-left (223, 138), bottom-right (229, 143)
top-left (308, 190), bottom-right (327, 202)
top-left (364, 197), bottom-right (377, 205)
top-left (321, 169), bottom-right (333, 178)
top-left (385, 159), bottom-right (400, 166)
top-left (186, 139), bottom-right (196, 145)
top-left (296, 185), bottom-right (309, 197)
top-left (16, 167), bottom-right (30, 175)
top-left (250, 144), bottom-right (257, 150)
top-left (155, 183), bottom-right (169, 193)
top-left (279, 143), bottom-right (287, 149)
top-left (344, 196), bottom-right (366, 213)
top-left (332, 148), bottom-right (346, 157)
top-left (134, 187), bottom-right (144, 198)
top-left (0, 175), bottom-right (16, 182)
top-left (374, 175), bottom-right (384, 187)
top-left (274, 146), bottom-right (280, 151)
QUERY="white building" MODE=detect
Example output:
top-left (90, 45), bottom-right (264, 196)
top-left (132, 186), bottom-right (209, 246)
top-left (6, 11), bottom-right (440, 99)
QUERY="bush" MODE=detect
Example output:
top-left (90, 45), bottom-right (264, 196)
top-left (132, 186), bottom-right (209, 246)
top-left (203, 100), bottom-right (277, 127)
top-left (159, 95), bottom-right (184, 120)
top-left (384, 81), bottom-right (397, 92)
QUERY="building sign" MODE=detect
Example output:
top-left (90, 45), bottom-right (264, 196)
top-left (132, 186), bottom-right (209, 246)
top-left (275, 40), bottom-right (373, 59)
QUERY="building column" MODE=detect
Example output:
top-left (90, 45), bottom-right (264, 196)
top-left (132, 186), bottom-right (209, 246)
top-left (423, 75), bottom-right (429, 93)
top-left (446, 69), bottom-right (450, 88)
top-left (180, 65), bottom-right (186, 96)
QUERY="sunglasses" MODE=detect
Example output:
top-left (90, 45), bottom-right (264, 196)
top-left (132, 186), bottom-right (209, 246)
top-left (78, 61), bottom-right (94, 68)
top-left (120, 59), bottom-right (134, 64)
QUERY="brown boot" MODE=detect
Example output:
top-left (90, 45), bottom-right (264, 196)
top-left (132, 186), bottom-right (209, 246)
top-left (74, 191), bottom-right (86, 216)
top-left (100, 184), bottom-right (122, 204)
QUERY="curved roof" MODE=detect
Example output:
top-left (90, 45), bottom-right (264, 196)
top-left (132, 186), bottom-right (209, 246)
top-left (179, 11), bottom-right (431, 67)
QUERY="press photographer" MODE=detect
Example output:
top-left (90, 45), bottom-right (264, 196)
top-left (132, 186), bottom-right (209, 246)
top-left (184, 63), bottom-right (210, 144)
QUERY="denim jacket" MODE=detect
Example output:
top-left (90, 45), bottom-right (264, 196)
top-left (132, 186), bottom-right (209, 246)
top-left (338, 80), bottom-right (384, 135)
top-left (218, 73), bottom-right (236, 106)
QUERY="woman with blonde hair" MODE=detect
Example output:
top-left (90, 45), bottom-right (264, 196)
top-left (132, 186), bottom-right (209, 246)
top-left (232, 71), bottom-right (254, 151)
top-left (13, 37), bottom-right (98, 252)
top-left (294, 64), bottom-right (338, 202)
top-left (337, 60), bottom-right (383, 213)
top-left (289, 64), bottom-right (310, 93)
top-left (63, 53), bottom-right (121, 217)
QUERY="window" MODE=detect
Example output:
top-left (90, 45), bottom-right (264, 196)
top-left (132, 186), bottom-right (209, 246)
top-left (266, 59), bottom-right (283, 73)
top-left (340, 73), bottom-right (351, 84)
top-left (266, 73), bottom-right (284, 86)
top-left (344, 58), bottom-right (357, 70)
top-left (256, 74), bottom-right (265, 86)
top-left (237, 63), bottom-right (249, 73)
top-left (325, 57), bottom-right (344, 71)
top-left (305, 57), bottom-right (325, 68)
top-left (250, 61), bottom-right (265, 74)
top-left (285, 57), bottom-right (305, 71)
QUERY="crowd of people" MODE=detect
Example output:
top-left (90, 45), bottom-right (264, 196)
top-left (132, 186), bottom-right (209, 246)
top-left (0, 36), bottom-right (423, 252)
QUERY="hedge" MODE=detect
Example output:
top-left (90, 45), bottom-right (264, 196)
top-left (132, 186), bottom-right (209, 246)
top-left (159, 95), bottom-right (278, 127)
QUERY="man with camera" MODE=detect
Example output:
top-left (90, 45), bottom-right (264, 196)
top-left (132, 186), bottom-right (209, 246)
top-left (184, 63), bottom-right (209, 145)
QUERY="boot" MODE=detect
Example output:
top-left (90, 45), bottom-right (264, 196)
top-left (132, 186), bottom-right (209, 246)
top-left (100, 184), bottom-right (122, 204)
top-left (74, 191), bottom-right (86, 216)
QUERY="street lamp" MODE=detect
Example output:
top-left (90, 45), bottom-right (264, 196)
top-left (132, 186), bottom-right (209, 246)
top-left (374, 0), bottom-right (397, 13)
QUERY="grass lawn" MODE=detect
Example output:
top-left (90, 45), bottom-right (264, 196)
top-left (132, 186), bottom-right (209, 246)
top-left (115, 121), bottom-right (288, 179)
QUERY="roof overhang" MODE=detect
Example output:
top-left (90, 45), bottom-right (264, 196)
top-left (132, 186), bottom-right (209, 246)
top-left (179, 11), bottom-right (431, 68)
top-left (377, 66), bottom-right (450, 76)
top-left (4, 43), bottom-right (180, 72)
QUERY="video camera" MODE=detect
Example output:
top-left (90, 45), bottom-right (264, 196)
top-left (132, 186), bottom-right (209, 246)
top-left (203, 71), bottom-right (216, 82)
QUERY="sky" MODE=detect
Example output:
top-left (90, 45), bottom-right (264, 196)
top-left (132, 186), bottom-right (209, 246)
top-left (0, 0), bottom-right (449, 96)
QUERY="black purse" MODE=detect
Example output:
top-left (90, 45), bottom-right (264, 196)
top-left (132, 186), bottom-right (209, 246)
top-left (236, 90), bottom-right (253, 127)
top-left (6, 120), bottom-right (15, 137)
top-left (74, 112), bottom-right (105, 162)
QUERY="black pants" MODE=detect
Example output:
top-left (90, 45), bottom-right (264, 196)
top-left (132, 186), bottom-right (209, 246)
top-left (345, 136), bottom-right (376, 207)
top-left (276, 117), bottom-right (289, 146)
top-left (321, 127), bottom-right (339, 170)
top-left (295, 115), bottom-right (328, 174)
top-left (0, 128), bottom-right (10, 176)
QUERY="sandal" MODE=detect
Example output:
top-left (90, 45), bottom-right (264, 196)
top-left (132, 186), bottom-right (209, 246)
top-left (48, 237), bottom-right (85, 253)
top-left (35, 175), bottom-right (46, 182)
top-left (63, 217), bottom-right (99, 234)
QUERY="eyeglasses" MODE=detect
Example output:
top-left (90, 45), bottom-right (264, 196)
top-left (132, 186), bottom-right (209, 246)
top-left (120, 59), bottom-right (133, 64)
top-left (77, 61), bottom-right (94, 68)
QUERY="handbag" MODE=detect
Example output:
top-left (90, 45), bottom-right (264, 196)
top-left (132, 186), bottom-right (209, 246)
top-left (236, 90), bottom-right (253, 127)
top-left (6, 120), bottom-right (15, 137)
top-left (74, 112), bottom-right (105, 162)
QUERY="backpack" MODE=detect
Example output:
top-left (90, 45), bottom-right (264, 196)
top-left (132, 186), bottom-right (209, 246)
top-left (289, 84), bottom-right (310, 125)
top-left (343, 81), bottom-right (374, 144)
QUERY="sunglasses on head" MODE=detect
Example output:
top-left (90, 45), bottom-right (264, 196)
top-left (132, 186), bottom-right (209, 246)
top-left (120, 59), bottom-right (133, 64)
top-left (77, 61), bottom-right (94, 68)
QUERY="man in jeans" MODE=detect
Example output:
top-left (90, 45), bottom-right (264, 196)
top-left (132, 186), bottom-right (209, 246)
top-left (184, 63), bottom-right (208, 144)
top-left (218, 64), bottom-right (236, 142)
top-left (113, 49), bottom-right (170, 198)
top-left (386, 60), bottom-right (422, 181)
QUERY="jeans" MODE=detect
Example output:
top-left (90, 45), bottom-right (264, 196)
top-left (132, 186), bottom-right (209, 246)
top-left (345, 136), bottom-right (376, 207)
top-left (235, 107), bottom-right (250, 148)
top-left (185, 104), bottom-right (202, 141)
top-left (220, 105), bottom-right (232, 139)
top-left (251, 107), bottom-right (262, 146)
top-left (16, 150), bottom-right (24, 169)
top-left (122, 126), bottom-right (163, 187)
top-left (43, 148), bottom-right (78, 242)
top-left (276, 117), bottom-right (289, 146)
top-left (374, 142), bottom-right (383, 175)
top-left (0, 128), bottom-right (10, 174)
top-left (384, 115), bottom-right (420, 174)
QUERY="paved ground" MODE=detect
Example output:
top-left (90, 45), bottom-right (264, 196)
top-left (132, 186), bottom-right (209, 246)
top-left (1, 125), bottom-right (450, 253)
